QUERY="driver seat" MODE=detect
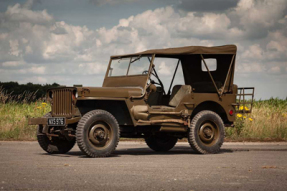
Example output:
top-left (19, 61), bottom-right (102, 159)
top-left (150, 85), bottom-right (191, 110)
top-left (132, 85), bottom-right (192, 120)
top-left (168, 85), bottom-right (192, 107)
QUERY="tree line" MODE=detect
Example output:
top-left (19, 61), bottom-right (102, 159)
top-left (0, 81), bottom-right (60, 100)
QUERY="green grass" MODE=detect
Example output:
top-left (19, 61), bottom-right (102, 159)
top-left (0, 87), bottom-right (286, 141)
top-left (0, 102), bottom-right (50, 140)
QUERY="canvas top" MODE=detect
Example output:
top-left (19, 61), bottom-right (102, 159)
top-left (111, 44), bottom-right (237, 58)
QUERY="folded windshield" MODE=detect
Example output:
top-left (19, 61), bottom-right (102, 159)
top-left (108, 56), bottom-right (151, 77)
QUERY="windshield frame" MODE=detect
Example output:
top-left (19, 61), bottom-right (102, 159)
top-left (105, 54), bottom-right (154, 78)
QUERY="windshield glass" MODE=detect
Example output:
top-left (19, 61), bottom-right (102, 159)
top-left (108, 56), bottom-right (151, 77)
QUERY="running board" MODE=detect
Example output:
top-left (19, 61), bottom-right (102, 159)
top-left (138, 119), bottom-right (188, 126)
top-left (148, 111), bottom-right (182, 115)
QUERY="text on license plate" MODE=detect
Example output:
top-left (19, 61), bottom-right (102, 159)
top-left (48, 117), bottom-right (66, 126)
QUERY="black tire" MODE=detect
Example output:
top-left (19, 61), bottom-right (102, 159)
top-left (76, 110), bottom-right (120, 158)
top-left (145, 135), bottom-right (178, 152)
top-left (37, 113), bottom-right (76, 154)
top-left (188, 110), bottom-right (225, 154)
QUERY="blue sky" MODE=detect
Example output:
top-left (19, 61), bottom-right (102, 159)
top-left (0, 0), bottom-right (286, 99)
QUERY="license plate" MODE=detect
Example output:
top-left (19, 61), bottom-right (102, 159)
top-left (47, 117), bottom-right (66, 126)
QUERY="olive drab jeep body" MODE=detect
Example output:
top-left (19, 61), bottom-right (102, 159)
top-left (29, 45), bottom-right (254, 157)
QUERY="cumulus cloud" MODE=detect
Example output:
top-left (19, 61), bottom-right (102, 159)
top-left (78, 63), bottom-right (107, 75)
top-left (236, 62), bottom-right (265, 73)
top-left (0, 0), bottom-right (286, 99)
top-left (230, 0), bottom-right (287, 39)
top-left (234, 0), bottom-right (287, 28)
top-left (2, 61), bottom-right (25, 67)
top-left (5, 2), bottom-right (53, 25)
top-left (9, 40), bottom-right (21, 57)
top-left (242, 44), bottom-right (264, 60)
top-left (158, 61), bottom-right (172, 76)
top-left (269, 66), bottom-right (281, 73)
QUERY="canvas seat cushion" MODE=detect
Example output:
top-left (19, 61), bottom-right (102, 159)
top-left (168, 85), bottom-right (192, 107)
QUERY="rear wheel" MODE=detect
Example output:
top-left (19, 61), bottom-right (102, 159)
top-left (76, 110), bottom-right (120, 157)
top-left (145, 135), bottom-right (178, 152)
top-left (188, 110), bottom-right (224, 154)
top-left (37, 113), bottom-right (76, 154)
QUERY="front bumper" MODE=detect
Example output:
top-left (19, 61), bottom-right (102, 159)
top-left (28, 117), bottom-right (80, 125)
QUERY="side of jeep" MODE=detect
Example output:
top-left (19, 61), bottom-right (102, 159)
top-left (29, 45), bottom-right (254, 157)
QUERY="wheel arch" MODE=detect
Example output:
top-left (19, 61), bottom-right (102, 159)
top-left (191, 101), bottom-right (229, 124)
top-left (76, 100), bottom-right (133, 126)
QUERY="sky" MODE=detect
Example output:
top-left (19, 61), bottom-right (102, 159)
top-left (0, 0), bottom-right (286, 100)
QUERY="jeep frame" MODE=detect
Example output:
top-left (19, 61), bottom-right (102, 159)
top-left (29, 45), bottom-right (254, 157)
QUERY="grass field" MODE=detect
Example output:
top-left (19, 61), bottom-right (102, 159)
top-left (226, 98), bottom-right (287, 141)
top-left (0, 88), bottom-right (286, 141)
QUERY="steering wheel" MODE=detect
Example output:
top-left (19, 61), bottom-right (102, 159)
top-left (142, 70), bottom-right (149, 75)
top-left (142, 70), bottom-right (158, 84)
top-left (142, 70), bottom-right (165, 94)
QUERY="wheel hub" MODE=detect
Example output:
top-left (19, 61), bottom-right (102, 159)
top-left (88, 123), bottom-right (111, 147)
top-left (94, 129), bottom-right (105, 140)
top-left (199, 122), bottom-right (217, 144)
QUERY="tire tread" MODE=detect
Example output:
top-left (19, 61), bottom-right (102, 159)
top-left (188, 110), bottom-right (225, 154)
top-left (76, 110), bottom-right (120, 158)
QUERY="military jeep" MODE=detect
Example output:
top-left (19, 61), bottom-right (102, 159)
top-left (29, 45), bottom-right (254, 157)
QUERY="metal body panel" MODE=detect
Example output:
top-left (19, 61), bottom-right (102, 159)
top-left (190, 93), bottom-right (236, 122)
top-left (76, 87), bottom-right (142, 98)
top-left (103, 75), bottom-right (148, 89)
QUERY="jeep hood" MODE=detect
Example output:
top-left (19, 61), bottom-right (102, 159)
top-left (76, 87), bottom-right (143, 99)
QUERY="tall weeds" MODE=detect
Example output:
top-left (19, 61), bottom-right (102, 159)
top-left (0, 87), bottom-right (50, 140)
top-left (225, 98), bottom-right (287, 141)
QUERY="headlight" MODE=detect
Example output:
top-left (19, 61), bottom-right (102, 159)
top-left (72, 90), bottom-right (78, 101)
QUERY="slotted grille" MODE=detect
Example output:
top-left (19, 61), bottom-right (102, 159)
top-left (52, 89), bottom-right (73, 117)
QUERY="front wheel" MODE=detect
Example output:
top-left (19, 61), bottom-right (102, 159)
top-left (188, 110), bottom-right (225, 154)
top-left (37, 113), bottom-right (76, 154)
top-left (76, 110), bottom-right (120, 158)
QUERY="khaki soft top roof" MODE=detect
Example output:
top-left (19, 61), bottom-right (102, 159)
top-left (111, 44), bottom-right (237, 58)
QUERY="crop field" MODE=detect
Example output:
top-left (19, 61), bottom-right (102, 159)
top-left (0, 88), bottom-right (286, 141)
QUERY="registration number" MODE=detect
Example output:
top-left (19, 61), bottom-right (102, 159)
top-left (47, 117), bottom-right (66, 126)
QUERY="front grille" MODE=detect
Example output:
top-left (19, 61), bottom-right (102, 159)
top-left (52, 89), bottom-right (73, 117)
